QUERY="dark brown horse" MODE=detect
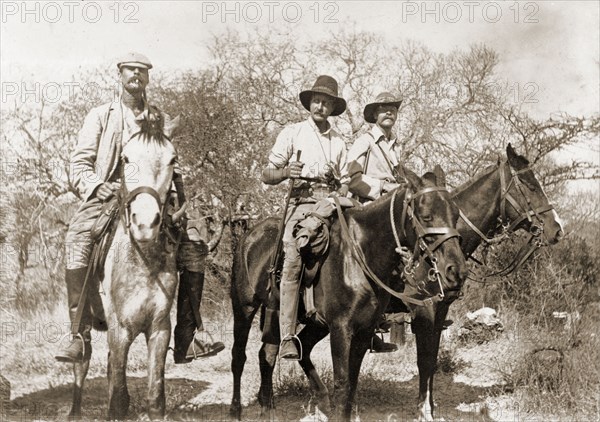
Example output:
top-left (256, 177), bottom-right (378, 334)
top-left (230, 166), bottom-right (468, 421)
top-left (410, 143), bottom-right (564, 420)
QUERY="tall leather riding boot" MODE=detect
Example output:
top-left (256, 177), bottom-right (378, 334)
top-left (279, 243), bottom-right (303, 360)
top-left (174, 270), bottom-right (224, 364)
top-left (55, 267), bottom-right (93, 362)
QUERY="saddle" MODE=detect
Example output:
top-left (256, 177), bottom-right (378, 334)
top-left (89, 195), bottom-right (181, 281)
top-left (261, 198), bottom-right (357, 344)
top-left (89, 196), bottom-right (120, 281)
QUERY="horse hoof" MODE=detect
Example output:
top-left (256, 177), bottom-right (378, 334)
top-left (229, 404), bottom-right (241, 420)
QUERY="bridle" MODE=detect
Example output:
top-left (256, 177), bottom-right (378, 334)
top-left (333, 185), bottom-right (461, 308)
top-left (458, 160), bottom-right (556, 279)
top-left (117, 152), bottom-right (180, 268)
top-left (392, 187), bottom-right (462, 301)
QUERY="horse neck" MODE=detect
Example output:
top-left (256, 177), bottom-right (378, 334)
top-left (453, 165), bottom-right (504, 255)
top-left (348, 190), bottom-right (407, 279)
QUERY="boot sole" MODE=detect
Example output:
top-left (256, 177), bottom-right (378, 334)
top-left (185, 342), bottom-right (225, 360)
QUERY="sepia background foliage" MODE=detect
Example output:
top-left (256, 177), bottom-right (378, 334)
top-left (1, 28), bottom-right (598, 418)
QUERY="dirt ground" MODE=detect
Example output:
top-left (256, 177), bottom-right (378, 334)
top-left (2, 319), bottom-right (527, 422)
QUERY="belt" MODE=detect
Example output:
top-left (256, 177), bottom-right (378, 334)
top-left (291, 184), bottom-right (333, 200)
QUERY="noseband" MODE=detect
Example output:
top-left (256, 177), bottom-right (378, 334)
top-left (120, 183), bottom-right (168, 234)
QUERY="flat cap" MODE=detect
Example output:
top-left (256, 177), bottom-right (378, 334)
top-left (116, 52), bottom-right (153, 70)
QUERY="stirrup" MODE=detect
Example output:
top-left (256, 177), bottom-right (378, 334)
top-left (280, 334), bottom-right (303, 361)
top-left (369, 332), bottom-right (381, 353)
top-left (189, 331), bottom-right (224, 359)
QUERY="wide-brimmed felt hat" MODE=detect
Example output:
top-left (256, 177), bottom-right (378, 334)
top-left (299, 75), bottom-right (347, 116)
top-left (363, 91), bottom-right (402, 123)
top-left (116, 52), bottom-right (153, 70)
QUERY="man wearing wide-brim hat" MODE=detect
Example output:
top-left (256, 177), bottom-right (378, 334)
top-left (55, 52), bottom-right (224, 364)
top-left (348, 91), bottom-right (404, 203)
top-left (261, 75), bottom-right (350, 360)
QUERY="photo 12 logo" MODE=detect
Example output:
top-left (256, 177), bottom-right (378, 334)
top-left (1, 1), bottom-right (140, 24)
top-left (201, 1), bottom-right (340, 24)
top-left (401, 1), bottom-right (540, 24)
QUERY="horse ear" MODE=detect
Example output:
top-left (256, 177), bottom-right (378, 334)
top-left (506, 142), bottom-right (529, 170)
top-left (399, 165), bottom-right (421, 191)
top-left (163, 115), bottom-right (181, 139)
top-left (433, 164), bottom-right (446, 188)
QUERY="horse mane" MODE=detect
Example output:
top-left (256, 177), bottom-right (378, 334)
top-left (451, 163), bottom-right (499, 197)
top-left (346, 185), bottom-right (404, 219)
top-left (136, 106), bottom-right (180, 144)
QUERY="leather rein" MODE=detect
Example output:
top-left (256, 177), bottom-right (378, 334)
top-left (457, 161), bottom-right (555, 280)
top-left (333, 186), bottom-right (461, 308)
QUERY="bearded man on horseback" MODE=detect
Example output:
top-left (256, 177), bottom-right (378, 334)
top-left (55, 52), bottom-right (223, 364)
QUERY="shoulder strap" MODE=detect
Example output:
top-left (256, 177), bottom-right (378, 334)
top-left (364, 131), bottom-right (396, 176)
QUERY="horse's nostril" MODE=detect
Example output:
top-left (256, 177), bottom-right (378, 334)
top-left (445, 265), bottom-right (457, 281)
top-left (445, 264), bottom-right (467, 285)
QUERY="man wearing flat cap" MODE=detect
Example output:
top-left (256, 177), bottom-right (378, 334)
top-left (262, 75), bottom-right (350, 360)
top-left (348, 92), bottom-right (404, 202)
top-left (55, 52), bottom-right (224, 364)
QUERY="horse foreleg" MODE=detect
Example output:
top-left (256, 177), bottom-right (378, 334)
top-left (257, 342), bottom-right (279, 418)
top-left (329, 326), bottom-right (353, 421)
top-left (413, 307), bottom-right (439, 422)
top-left (297, 324), bottom-right (331, 414)
top-left (107, 324), bottom-right (132, 420)
top-left (146, 321), bottom-right (170, 419)
top-left (229, 306), bottom-right (258, 420)
top-left (69, 358), bottom-right (90, 419)
top-left (346, 333), bottom-right (369, 419)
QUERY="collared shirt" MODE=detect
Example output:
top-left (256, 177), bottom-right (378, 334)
top-left (267, 117), bottom-right (349, 191)
top-left (347, 124), bottom-right (402, 201)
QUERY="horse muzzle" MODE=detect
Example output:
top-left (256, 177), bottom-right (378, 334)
top-left (129, 211), bottom-right (161, 243)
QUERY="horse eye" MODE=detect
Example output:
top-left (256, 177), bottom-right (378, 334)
top-left (122, 156), bottom-right (129, 164)
top-left (169, 158), bottom-right (176, 166)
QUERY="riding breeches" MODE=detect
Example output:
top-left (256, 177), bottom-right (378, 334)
top-left (65, 196), bottom-right (103, 270)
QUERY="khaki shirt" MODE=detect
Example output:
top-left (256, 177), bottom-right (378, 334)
top-left (266, 117), bottom-right (349, 189)
top-left (347, 125), bottom-right (401, 201)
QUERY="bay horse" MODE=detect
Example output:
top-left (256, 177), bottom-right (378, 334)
top-left (230, 166), bottom-right (468, 421)
top-left (70, 111), bottom-right (180, 420)
top-left (409, 143), bottom-right (564, 420)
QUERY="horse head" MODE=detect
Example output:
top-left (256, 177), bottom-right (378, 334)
top-left (398, 165), bottom-right (468, 299)
top-left (503, 143), bottom-right (564, 245)
top-left (121, 121), bottom-right (177, 243)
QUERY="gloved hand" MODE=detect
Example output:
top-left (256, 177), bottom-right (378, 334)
top-left (382, 181), bottom-right (401, 194)
top-left (329, 184), bottom-right (349, 198)
top-left (96, 182), bottom-right (119, 201)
